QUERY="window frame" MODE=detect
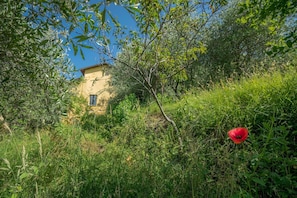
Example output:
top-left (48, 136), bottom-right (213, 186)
top-left (89, 95), bottom-right (97, 106)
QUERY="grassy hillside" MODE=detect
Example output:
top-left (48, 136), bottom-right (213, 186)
top-left (1, 68), bottom-right (297, 197)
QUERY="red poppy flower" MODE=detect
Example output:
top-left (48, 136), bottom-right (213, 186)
top-left (228, 127), bottom-right (248, 144)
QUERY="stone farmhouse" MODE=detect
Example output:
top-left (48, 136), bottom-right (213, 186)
top-left (75, 63), bottom-right (112, 114)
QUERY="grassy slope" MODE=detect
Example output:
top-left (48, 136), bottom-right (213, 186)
top-left (1, 68), bottom-right (297, 197)
top-left (172, 68), bottom-right (297, 139)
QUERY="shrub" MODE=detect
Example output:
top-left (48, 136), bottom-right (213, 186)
top-left (112, 94), bottom-right (139, 123)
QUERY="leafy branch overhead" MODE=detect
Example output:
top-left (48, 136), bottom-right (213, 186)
top-left (8, 0), bottom-right (229, 60)
top-left (239, 0), bottom-right (297, 54)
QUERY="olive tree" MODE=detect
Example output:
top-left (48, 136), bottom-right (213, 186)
top-left (107, 0), bottom-right (227, 147)
top-left (189, 0), bottom-right (277, 86)
top-left (0, 1), bottom-right (75, 129)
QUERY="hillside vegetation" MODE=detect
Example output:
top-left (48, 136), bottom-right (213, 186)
top-left (1, 67), bottom-right (296, 197)
top-left (1, 0), bottom-right (297, 197)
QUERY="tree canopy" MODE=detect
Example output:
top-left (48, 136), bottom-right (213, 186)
top-left (240, 0), bottom-right (297, 53)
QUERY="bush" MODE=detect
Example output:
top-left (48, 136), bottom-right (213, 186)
top-left (112, 94), bottom-right (139, 123)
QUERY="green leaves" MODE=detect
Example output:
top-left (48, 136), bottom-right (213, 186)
top-left (80, 48), bottom-right (85, 60)
top-left (0, 1), bottom-right (74, 129)
top-left (240, 0), bottom-right (297, 54)
top-left (107, 9), bottom-right (120, 27)
top-left (125, 4), bottom-right (141, 15)
top-left (101, 8), bottom-right (106, 26)
top-left (74, 35), bottom-right (90, 42)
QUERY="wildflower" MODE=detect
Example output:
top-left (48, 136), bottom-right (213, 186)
top-left (228, 127), bottom-right (248, 144)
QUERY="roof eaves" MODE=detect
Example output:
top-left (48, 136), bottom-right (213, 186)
top-left (80, 63), bottom-right (111, 75)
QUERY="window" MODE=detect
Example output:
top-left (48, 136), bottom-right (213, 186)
top-left (89, 95), bottom-right (97, 106)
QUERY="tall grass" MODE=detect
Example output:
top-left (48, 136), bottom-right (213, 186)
top-left (0, 67), bottom-right (296, 197)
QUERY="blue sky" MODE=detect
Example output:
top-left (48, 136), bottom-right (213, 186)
top-left (68, 2), bottom-right (137, 77)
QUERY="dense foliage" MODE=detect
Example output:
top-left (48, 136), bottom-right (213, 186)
top-left (240, 0), bottom-right (297, 53)
top-left (0, 1), bottom-right (74, 129)
top-left (191, 1), bottom-right (277, 86)
top-left (0, 0), bottom-right (127, 129)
